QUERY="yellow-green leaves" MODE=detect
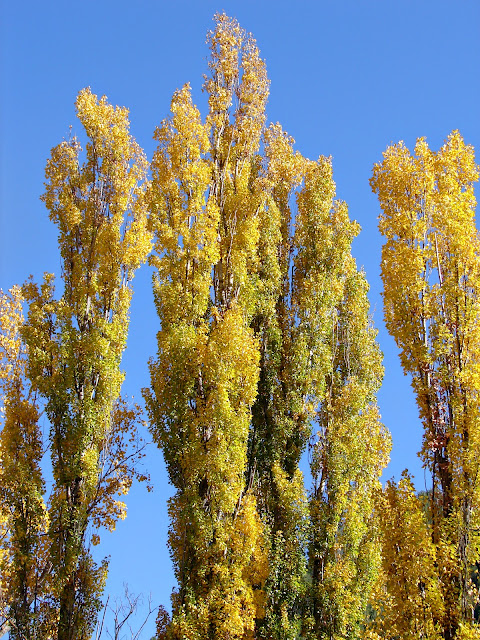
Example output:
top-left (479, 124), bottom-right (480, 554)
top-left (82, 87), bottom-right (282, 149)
top-left (19, 88), bottom-right (152, 640)
top-left (148, 15), bottom-right (389, 640)
top-left (307, 261), bottom-right (390, 640)
top-left (147, 15), bottom-right (271, 638)
top-left (149, 83), bottom-right (215, 326)
top-left (205, 12), bottom-right (269, 163)
top-left (367, 475), bottom-right (443, 640)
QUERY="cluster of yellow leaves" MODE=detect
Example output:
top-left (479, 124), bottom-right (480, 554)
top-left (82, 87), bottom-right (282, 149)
top-left (456, 623), bottom-right (480, 640)
top-left (371, 131), bottom-right (480, 634)
top-left (366, 474), bottom-right (443, 640)
top-left (0, 287), bottom-right (49, 637)
top-left (147, 303), bottom-right (266, 638)
top-left (205, 12), bottom-right (269, 162)
top-left (0, 286), bottom-right (23, 388)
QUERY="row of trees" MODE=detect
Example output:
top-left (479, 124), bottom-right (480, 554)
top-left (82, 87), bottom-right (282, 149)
top-left (1, 12), bottom-right (479, 640)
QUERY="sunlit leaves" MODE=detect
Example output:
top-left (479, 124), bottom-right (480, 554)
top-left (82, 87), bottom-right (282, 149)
top-left (18, 88), bottom-right (152, 640)
top-left (146, 14), bottom-right (270, 638)
top-left (307, 260), bottom-right (390, 640)
top-left (367, 475), bottom-right (443, 640)
top-left (371, 131), bottom-right (480, 636)
top-left (0, 287), bottom-right (48, 639)
top-left (147, 14), bottom-right (389, 640)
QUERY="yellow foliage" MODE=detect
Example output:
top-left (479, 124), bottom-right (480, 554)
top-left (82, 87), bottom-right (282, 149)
top-left (0, 287), bottom-right (49, 636)
top-left (372, 131), bottom-right (480, 635)
top-left (148, 12), bottom-right (390, 640)
top-left (16, 87), bottom-right (152, 639)
top-left (146, 13), bottom-right (273, 638)
top-left (456, 623), bottom-right (480, 640)
top-left (366, 475), bottom-right (443, 640)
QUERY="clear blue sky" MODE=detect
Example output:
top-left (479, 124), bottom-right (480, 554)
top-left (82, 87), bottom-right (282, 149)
top-left (1, 1), bottom-right (479, 636)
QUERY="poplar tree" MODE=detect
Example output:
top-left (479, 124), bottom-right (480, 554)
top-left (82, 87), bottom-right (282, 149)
top-left (252, 144), bottom-right (390, 639)
top-left (146, 15), bottom-right (270, 638)
top-left (307, 265), bottom-right (390, 640)
top-left (371, 131), bottom-right (480, 639)
top-left (147, 13), bottom-right (389, 640)
top-left (249, 127), bottom-right (311, 640)
top-left (19, 88), bottom-right (151, 640)
top-left (0, 287), bottom-right (48, 639)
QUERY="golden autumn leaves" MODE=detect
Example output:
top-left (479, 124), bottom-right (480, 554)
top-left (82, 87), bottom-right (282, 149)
top-left (1, 10), bottom-right (479, 640)
top-left (370, 134), bottom-right (480, 639)
top-left (145, 14), bottom-right (389, 640)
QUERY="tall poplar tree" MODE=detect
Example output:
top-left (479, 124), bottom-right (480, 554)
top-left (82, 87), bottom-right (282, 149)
top-left (251, 142), bottom-right (390, 640)
top-left (147, 13), bottom-right (389, 640)
top-left (146, 15), bottom-right (270, 639)
top-left (307, 264), bottom-right (390, 640)
top-left (248, 125), bottom-right (311, 640)
top-left (19, 88), bottom-right (151, 640)
top-left (371, 131), bottom-right (480, 639)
